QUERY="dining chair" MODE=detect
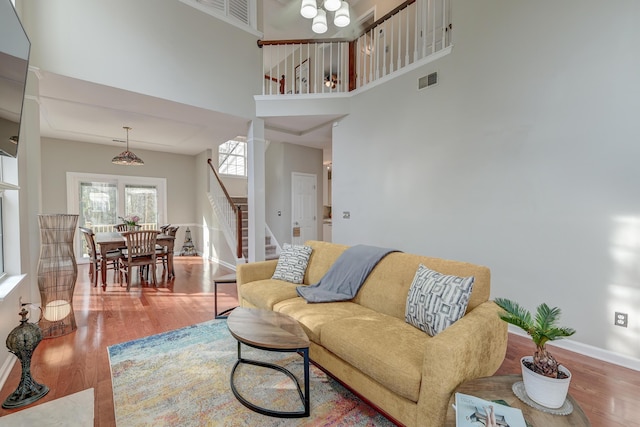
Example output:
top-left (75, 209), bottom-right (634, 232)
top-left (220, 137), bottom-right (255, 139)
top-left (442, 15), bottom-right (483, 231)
top-left (115, 223), bottom-right (141, 232)
top-left (119, 230), bottom-right (161, 291)
top-left (79, 226), bottom-right (121, 288)
top-left (151, 226), bottom-right (179, 278)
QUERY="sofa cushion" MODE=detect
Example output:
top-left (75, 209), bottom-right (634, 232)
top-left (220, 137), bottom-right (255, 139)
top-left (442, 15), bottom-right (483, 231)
top-left (272, 243), bottom-right (312, 284)
top-left (320, 313), bottom-right (428, 403)
top-left (274, 298), bottom-right (379, 344)
top-left (240, 279), bottom-right (300, 309)
top-left (405, 264), bottom-right (474, 336)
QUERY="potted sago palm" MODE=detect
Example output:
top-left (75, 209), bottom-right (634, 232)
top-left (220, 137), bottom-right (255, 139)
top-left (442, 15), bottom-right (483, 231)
top-left (494, 298), bottom-right (576, 409)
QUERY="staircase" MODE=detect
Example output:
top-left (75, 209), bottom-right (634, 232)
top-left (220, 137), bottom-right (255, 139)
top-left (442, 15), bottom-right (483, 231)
top-left (232, 197), bottom-right (278, 260)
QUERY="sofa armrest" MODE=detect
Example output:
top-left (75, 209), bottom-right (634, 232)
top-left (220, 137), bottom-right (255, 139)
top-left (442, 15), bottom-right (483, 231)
top-left (417, 301), bottom-right (508, 426)
top-left (236, 260), bottom-right (279, 303)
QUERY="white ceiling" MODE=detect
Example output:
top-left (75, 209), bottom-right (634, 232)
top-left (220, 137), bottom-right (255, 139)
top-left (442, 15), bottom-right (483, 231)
top-left (35, 0), bottom-right (357, 156)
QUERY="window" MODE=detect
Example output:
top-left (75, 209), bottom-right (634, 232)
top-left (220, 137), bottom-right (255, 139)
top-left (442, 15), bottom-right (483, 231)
top-left (218, 138), bottom-right (247, 177)
top-left (67, 173), bottom-right (166, 259)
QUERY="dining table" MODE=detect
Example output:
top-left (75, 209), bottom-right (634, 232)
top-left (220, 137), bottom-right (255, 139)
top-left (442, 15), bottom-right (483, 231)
top-left (94, 231), bottom-right (176, 286)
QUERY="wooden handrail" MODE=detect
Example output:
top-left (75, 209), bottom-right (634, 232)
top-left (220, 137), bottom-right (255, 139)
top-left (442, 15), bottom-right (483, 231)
top-left (361, 0), bottom-right (416, 35)
top-left (207, 159), bottom-right (243, 259)
top-left (258, 38), bottom-right (350, 47)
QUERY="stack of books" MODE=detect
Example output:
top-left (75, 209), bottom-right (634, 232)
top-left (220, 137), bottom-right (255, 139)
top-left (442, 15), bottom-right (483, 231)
top-left (454, 393), bottom-right (529, 427)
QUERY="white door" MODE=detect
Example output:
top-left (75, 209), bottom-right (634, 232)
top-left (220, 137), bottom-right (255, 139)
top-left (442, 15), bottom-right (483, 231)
top-left (291, 172), bottom-right (317, 245)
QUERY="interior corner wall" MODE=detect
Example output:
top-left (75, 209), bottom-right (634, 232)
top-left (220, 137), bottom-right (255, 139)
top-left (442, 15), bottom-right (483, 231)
top-left (20, 0), bottom-right (261, 119)
top-left (40, 138), bottom-right (198, 254)
top-left (266, 141), bottom-right (324, 247)
top-left (332, 0), bottom-right (640, 361)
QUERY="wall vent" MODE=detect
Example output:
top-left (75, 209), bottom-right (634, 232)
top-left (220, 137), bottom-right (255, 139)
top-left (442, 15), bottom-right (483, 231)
top-left (418, 72), bottom-right (438, 90)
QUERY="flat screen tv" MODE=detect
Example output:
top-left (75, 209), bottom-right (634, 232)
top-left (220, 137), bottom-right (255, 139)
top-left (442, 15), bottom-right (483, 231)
top-left (0, 0), bottom-right (30, 158)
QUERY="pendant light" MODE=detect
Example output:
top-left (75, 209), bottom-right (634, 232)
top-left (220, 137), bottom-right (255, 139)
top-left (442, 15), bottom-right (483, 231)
top-left (323, 0), bottom-right (341, 12)
top-left (112, 126), bottom-right (144, 166)
top-left (334, 1), bottom-right (350, 27)
top-left (301, 0), bottom-right (350, 34)
top-left (312, 9), bottom-right (328, 34)
top-left (300, 0), bottom-right (317, 19)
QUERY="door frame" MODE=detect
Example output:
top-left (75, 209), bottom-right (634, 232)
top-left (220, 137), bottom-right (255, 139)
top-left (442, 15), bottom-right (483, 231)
top-left (291, 172), bottom-right (318, 244)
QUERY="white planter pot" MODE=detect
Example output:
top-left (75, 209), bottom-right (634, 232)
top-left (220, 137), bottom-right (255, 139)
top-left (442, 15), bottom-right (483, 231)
top-left (520, 356), bottom-right (571, 409)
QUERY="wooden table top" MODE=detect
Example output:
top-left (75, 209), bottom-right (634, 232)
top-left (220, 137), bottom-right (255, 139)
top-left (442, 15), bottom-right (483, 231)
top-left (227, 307), bottom-right (309, 351)
top-left (95, 231), bottom-right (174, 244)
top-left (444, 375), bottom-right (590, 426)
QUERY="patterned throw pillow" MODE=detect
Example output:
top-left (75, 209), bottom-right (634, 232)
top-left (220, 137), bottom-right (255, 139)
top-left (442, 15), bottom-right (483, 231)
top-left (405, 264), bottom-right (474, 336)
top-left (271, 244), bottom-right (313, 284)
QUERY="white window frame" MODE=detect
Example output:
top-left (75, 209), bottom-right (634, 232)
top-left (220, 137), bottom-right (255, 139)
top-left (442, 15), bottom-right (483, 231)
top-left (66, 172), bottom-right (167, 259)
top-left (0, 154), bottom-right (24, 301)
top-left (218, 139), bottom-right (248, 178)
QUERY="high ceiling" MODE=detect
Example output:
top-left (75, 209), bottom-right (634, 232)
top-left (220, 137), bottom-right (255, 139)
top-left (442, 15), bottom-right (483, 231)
top-left (36, 0), bottom-right (359, 156)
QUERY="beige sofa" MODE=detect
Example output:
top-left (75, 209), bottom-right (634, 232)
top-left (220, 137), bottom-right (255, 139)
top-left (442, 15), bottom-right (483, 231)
top-left (236, 240), bottom-right (508, 427)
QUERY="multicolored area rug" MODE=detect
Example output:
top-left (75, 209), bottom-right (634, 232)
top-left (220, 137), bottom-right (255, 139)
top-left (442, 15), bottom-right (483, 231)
top-left (108, 320), bottom-right (395, 426)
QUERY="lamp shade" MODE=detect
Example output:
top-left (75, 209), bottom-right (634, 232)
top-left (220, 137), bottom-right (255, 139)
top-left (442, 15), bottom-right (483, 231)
top-left (300, 0), bottom-right (317, 19)
top-left (334, 1), bottom-right (350, 27)
top-left (112, 126), bottom-right (144, 166)
top-left (312, 9), bottom-right (328, 34)
top-left (323, 0), bottom-right (341, 12)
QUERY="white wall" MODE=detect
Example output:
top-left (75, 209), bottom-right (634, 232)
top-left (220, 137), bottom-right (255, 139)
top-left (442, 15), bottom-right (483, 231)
top-left (333, 0), bottom-right (640, 362)
top-left (41, 137), bottom-right (198, 254)
top-left (266, 141), bottom-right (324, 246)
top-left (20, 0), bottom-right (262, 119)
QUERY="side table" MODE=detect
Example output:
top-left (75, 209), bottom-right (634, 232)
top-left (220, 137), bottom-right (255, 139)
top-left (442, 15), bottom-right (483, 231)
top-left (214, 273), bottom-right (238, 319)
top-left (444, 375), bottom-right (590, 426)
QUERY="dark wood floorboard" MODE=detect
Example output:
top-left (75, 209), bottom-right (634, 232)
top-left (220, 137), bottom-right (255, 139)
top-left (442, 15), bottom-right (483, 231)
top-left (0, 257), bottom-right (638, 426)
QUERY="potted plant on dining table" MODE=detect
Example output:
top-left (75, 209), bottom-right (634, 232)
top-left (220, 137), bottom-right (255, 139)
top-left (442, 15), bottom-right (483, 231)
top-left (119, 214), bottom-right (141, 231)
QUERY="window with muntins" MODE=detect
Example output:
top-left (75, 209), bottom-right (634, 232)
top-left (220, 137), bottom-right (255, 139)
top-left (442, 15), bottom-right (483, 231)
top-left (218, 139), bottom-right (247, 177)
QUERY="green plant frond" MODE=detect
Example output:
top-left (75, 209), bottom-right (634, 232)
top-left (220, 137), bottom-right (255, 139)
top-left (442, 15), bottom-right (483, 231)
top-left (495, 298), bottom-right (576, 349)
top-left (534, 303), bottom-right (561, 330)
top-left (494, 298), bottom-right (533, 326)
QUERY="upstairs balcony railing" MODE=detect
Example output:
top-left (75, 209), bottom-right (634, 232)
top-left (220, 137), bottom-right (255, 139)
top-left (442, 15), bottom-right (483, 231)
top-left (259, 0), bottom-right (451, 96)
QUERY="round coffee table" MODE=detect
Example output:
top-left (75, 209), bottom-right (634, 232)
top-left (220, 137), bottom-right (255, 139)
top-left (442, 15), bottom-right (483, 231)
top-left (227, 307), bottom-right (310, 418)
top-left (444, 375), bottom-right (590, 426)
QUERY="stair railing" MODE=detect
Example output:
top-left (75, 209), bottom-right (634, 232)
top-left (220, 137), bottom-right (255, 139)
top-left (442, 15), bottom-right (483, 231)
top-left (207, 159), bottom-right (243, 259)
top-left (258, 0), bottom-right (451, 95)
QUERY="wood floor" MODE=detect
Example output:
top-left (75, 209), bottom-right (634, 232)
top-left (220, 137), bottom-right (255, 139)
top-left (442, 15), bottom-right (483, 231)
top-left (0, 257), bottom-right (638, 426)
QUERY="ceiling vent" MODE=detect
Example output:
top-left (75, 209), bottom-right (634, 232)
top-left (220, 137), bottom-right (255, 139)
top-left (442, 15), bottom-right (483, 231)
top-left (418, 72), bottom-right (438, 90)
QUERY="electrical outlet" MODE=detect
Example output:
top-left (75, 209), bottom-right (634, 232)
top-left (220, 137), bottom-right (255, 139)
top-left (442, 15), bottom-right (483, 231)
top-left (615, 312), bottom-right (628, 327)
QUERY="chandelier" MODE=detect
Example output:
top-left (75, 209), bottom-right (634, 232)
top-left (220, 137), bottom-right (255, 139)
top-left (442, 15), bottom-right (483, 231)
top-left (300, 0), bottom-right (350, 34)
top-left (112, 126), bottom-right (144, 166)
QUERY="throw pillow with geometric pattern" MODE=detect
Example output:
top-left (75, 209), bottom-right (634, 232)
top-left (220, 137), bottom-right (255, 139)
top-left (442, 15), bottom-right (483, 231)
top-left (405, 264), bottom-right (474, 336)
top-left (271, 243), bottom-right (313, 284)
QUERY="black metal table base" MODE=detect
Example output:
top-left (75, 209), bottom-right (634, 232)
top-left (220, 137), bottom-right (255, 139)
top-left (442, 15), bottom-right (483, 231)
top-left (214, 277), bottom-right (238, 319)
top-left (230, 341), bottom-right (310, 418)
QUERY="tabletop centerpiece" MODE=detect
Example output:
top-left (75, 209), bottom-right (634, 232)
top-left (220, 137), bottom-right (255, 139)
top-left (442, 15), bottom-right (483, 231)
top-left (119, 214), bottom-right (141, 230)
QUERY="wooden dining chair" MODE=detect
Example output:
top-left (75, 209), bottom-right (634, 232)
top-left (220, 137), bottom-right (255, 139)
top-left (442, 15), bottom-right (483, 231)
top-left (156, 226), bottom-right (179, 272)
top-left (115, 223), bottom-right (141, 232)
top-left (79, 227), bottom-right (121, 288)
top-left (119, 230), bottom-right (161, 291)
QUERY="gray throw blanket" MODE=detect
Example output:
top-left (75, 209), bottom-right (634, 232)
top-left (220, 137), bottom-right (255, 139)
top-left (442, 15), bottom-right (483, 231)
top-left (296, 244), bottom-right (398, 303)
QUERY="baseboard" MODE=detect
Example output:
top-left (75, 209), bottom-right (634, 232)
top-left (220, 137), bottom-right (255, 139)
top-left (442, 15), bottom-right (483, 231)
top-left (207, 256), bottom-right (236, 272)
top-left (0, 354), bottom-right (16, 392)
top-left (508, 327), bottom-right (640, 371)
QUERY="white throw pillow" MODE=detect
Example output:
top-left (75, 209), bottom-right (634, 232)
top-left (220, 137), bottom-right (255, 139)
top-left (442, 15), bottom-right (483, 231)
top-left (271, 244), bottom-right (313, 284)
top-left (405, 264), bottom-right (474, 336)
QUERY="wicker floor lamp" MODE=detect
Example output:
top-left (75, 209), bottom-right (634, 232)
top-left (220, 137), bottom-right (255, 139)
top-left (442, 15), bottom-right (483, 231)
top-left (37, 214), bottom-right (79, 339)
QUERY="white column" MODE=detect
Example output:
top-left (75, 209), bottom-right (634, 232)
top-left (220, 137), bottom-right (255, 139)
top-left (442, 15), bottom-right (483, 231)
top-left (247, 119), bottom-right (266, 262)
top-left (19, 67), bottom-right (43, 303)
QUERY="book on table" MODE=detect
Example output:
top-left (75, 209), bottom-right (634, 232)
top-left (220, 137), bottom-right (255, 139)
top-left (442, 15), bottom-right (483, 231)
top-left (454, 392), bottom-right (528, 427)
